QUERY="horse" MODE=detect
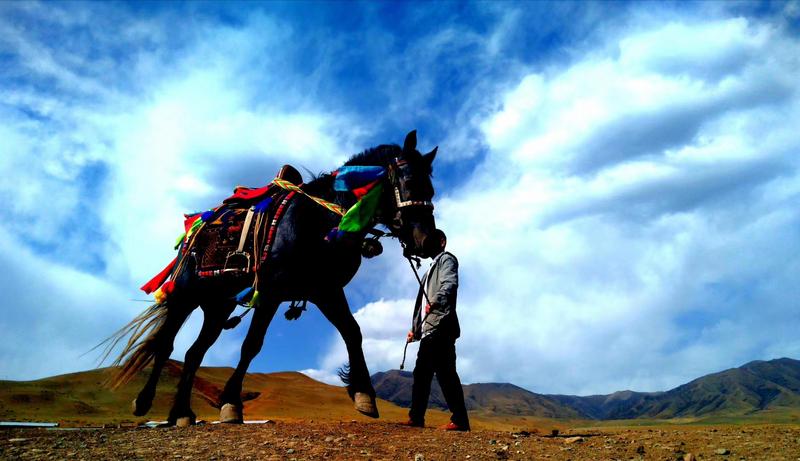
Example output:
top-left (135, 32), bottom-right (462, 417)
top-left (103, 130), bottom-right (438, 426)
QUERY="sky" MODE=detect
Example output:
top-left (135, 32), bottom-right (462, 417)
top-left (1, 0), bottom-right (799, 396)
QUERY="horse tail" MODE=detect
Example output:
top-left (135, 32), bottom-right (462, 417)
top-left (100, 301), bottom-right (175, 389)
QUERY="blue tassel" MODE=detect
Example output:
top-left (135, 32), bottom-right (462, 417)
top-left (254, 197), bottom-right (273, 213)
top-left (234, 287), bottom-right (254, 304)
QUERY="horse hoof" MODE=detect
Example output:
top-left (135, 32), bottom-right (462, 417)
top-left (354, 392), bottom-right (379, 418)
top-left (131, 398), bottom-right (151, 417)
top-left (176, 416), bottom-right (195, 427)
top-left (219, 403), bottom-right (244, 424)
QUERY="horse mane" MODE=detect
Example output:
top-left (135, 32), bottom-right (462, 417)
top-left (346, 143), bottom-right (433, 176)
top-left (343, 144), bottom-right (403, 167)
top-left (302, 144), bottom-right (406, 206)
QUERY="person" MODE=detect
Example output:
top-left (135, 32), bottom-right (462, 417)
top-left (401, 229), bottom-right (470, 431)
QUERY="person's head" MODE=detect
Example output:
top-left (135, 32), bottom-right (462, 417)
top-left (429, 228), bottom-right (446, 257)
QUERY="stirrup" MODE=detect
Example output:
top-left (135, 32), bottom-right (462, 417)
top-left (223, 251), bottom-right (251, 274)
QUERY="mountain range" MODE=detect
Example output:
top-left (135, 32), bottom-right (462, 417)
top-left (2, 357), bottom-right (799, 425)
top-left (372, 357), bottom-right (800, 421)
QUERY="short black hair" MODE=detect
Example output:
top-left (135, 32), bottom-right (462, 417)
top-left (433, 229), bottom-right (446, 242)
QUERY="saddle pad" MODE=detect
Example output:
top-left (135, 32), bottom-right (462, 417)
top-left (192, 207), bottom-right (260, 273)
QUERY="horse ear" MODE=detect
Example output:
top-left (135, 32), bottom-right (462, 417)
top-left (423, 146), bottom-right (437, 166)
top-left (403, 130), bottom-right (417, 153)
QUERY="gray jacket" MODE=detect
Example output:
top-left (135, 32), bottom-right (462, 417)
top-left (411, 251), bottom-right (460, 341)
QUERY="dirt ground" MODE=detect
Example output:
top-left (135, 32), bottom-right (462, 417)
top-left (2, 420), bottom-right (799, 461)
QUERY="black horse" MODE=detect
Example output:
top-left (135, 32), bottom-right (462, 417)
top-left (105, 131), bottom-right (438, 426)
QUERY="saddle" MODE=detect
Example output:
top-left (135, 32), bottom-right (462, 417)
top-left (193, 165), bottom-right (303, 278)
top-left (224, 165), bottom-right (302, 204)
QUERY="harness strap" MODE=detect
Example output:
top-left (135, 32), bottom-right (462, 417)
top-left (237, 206), bottom-right (256, 253)
top-left (261, 191), bottom-right (297, 263)
top-left (272, 178), bottom-right (346, 216)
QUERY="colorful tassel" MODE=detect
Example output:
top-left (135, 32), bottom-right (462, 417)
top-left (250, 290), bottom-right (261, 308)
top-left (254, 197), bottom-right (273, 213)
top-left (154, 288), bottom-right (167, 304)
top-left (234, 287), bottom-right (254, 304)
top-left (174, 232), bottom-right (186, 250)
top-left (140, 257), bottom-right (177, 294)
top-left (162, 280), bottom-right (175, 295)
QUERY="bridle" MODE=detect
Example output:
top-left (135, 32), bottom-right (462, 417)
top-left (388, 157), bottom-right (434, 210)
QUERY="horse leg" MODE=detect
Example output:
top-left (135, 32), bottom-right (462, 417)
top-left (314, 288), bottom-right (379, 418)
top-left (167, 300), bottom-right (235, 426)
top-left (219, 297), bottom-right (279, 423)
top-left (132, 300), bottom-right (195, 417)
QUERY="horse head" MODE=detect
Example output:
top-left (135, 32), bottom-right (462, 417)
top-left (383, 130), bottom-right (438, 258)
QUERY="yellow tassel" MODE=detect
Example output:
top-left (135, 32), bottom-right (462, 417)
top-left (250, 290), bottom-right (260, 308)
top-left (154, 288), bottom-right (167, 304)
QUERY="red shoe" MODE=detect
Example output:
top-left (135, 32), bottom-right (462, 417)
top-left (398, 419), bottom-right (424, 428)
top-left (439, 421), bottom-right (470, 432)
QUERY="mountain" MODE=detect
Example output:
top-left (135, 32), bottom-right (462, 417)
top-left (607, 357), bottom-right (800, 418)
top-left (4, 357), bottom-right (799, 426)
top-left (0, 360), bottom-right (427, 426)
top-left (371, 370), bottom-right (581, 419)
top-left (372, 357), bottom-right (800, 421)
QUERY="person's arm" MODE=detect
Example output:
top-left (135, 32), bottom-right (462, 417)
top-left (430, 253), bottom-right (458, 311)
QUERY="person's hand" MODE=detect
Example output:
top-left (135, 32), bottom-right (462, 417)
top-left (425, 303), bottom-right (432, 314)
top-left (407, 330), bottom-right (414, 343)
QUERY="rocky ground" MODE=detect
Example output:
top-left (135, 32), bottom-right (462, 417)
top-left (2, 420), bottom-right (799, 460)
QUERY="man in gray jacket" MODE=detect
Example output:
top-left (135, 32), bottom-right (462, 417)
top-left (402, 229), bottom-right (470, 431)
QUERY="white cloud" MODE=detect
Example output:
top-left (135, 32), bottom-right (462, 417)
top-left (315, 298), bottom-right (417, 376)
top-left (450, 17), bottom-right (800, 394)
top-left (4, 3), bottom-right (800, 401)
top-left (309, 15), bottom-right (800, 395)
top-left (0, 4), bottom-right (364, 378)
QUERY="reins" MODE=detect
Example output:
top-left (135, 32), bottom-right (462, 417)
top-left (400, 253), bottom-right (432, 370)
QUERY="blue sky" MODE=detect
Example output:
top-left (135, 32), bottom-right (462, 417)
top-left (1, 1), bottom-right (799, 396)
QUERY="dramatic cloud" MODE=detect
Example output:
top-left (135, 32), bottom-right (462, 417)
top-left (2, 2), bottom-right (799, 399)
top-left (0, 3), bottom-right (363, 378)
top-left (320, 14), bottom-right (800, 395)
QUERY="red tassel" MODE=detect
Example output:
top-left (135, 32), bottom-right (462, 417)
top-left (161, 280), bottom-right (176, 295)
top-left (140, 257), bottom-right (177, 294)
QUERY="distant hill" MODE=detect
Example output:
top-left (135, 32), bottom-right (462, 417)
top-left (373, 358), bottom-right (800, 421)
top-left (0, 360), bottom-right (426, 426)
top-left (371, 370), bottom-right (580, 419)
top-left (4, 357), bottom-right (799, 426)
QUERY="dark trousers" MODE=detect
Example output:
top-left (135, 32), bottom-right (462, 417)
top-left (409, 334), bottom-right (470, 428)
